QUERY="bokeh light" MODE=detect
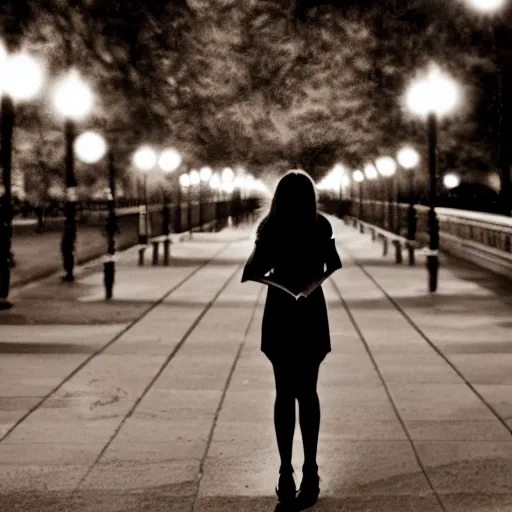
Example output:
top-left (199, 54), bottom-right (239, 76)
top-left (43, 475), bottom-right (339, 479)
top-left (375, 156), bottom-right (397, 177)
top-left (74, 131), bottom-right (107, 164)
top-left (180, 173), bottom-right (191, 188)
top-left (0, 49), bottom-right (44, 102)
top-left (133, 146), bottom-right (157, 172)
top-left (406, 64), bottom-right (460, 118)
top-left (53, 69), bottom-right (94, 121)
top-left (443, 173), bottom-right (461, 189)
top-left (352, 170), bottom-right (365, 183)
top-left (397, 146), bottom-right (420, 170)
top-left (158, 148), bottom-right (181, 173)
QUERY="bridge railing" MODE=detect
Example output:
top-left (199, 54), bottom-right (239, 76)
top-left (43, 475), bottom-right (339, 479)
top-left (321, 198), bottom-right (512, 278)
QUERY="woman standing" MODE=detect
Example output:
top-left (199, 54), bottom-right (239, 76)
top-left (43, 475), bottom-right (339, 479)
top-left (241, 170), bottom-right (342, 511)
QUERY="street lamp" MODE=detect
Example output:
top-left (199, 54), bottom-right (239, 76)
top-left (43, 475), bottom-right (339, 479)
top-left (352, 170), bottom-right (364, 222)
top-left (406, 64), bottom-right (461, 292)
top-left (363, 163), bottom-right (379, 223)
top-left (158, 148), bottom-right (181, 262)
top-left (199, 166), bottom-right (212, 231)
top-left (468, 0), bottom-right (505, 12)
top-left (443, 173), bottom-right (461, 190)
top-left (465, 0), bottom-right (510, 216)
top-left (375, 156), bottom-right (398, 233)
top-left (75, 131), bottom-right (118, 299)
top-left (133, 145), bottom-right (157, 246)
top-left (364, 163), bottom-right (384, 223)
top-left (0, 46), bottom-right (44, 309)
top-left (53, 69), bottom-right (94, 282)
top-left (331, 164), bottom-right (347, 201)
top-left (397, 146), bottom-right (421, 265)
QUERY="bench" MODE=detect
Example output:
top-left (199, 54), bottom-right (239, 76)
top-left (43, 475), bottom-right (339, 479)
top-left (347, 216), bottom-right (419, 265)
top-left (138, 235), bottom-right (172, 266)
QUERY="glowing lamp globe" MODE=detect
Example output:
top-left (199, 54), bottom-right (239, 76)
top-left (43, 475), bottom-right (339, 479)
top-left (209, 173), bottom-right (221, 190)
top-left (364, 163), bottom-right (379, 180)
top-left (0, 50), bottom-right (44, 102)
top-left (222, 181), bottom-right (235, 194)
top-left (133, 146), bottom-right (157, 172)
top-left (199, 166), bottom-right (213, 182)
top-left (406, 65), bottom-right (460, 118)
top-left (331, 164), bottom-right (346, 180)
top-left (221, 167), bottom-right (234, 183)
top-left (468, 0), bottom-right (505, 12)
top-left (74, 131), bottom-right (107, 164)
top-left (352, 170), bottom-right (365, 183)
top-left (397, 147), bottom-right (420, 170)
top-left (443, 173), bottom-right (460, 190)
top-left (180, 174), bottom-right (190, 188)
top-left (158, 148), bottom-right (181, 173)
top-left (189, 170), bottom-right (200, 185)
top-left (53, 69), bottom-right (93, 121)
top-left (375, 157), bottom-right (397, 177)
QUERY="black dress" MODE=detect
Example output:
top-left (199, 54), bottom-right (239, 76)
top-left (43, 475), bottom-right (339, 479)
top-left (241, 213), bottom-right (342, 365)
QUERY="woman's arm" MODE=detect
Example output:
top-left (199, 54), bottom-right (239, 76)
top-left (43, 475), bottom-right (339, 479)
top-left (299, 231), bottom-right (342, 297)
top-left (241, 241), bottom-right (273, 282)
top-left (241, 219), bottom-right (274, 282)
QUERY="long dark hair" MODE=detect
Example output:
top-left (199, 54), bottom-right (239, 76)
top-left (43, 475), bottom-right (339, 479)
top-left (266, 169), bottom-right (318, 238)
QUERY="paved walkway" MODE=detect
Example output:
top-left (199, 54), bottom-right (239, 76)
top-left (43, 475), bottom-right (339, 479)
top-left (1, 214), bottom-right (511, 511)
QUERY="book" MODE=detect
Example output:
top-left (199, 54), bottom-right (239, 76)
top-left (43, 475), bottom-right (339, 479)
top-left (248, 271), bottom-right (331, 300)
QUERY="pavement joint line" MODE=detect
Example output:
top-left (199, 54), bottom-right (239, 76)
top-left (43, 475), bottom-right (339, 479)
top-left (342, 240), bottom-right (512, 438)
top-left (74, 253), bottom-right (243, 491)
top-left (190, 283), bottom-right (266, 512)
top-left (0, 239), bottom-right (235, 445)
top-left (327, 275), bottom-right (448, 512)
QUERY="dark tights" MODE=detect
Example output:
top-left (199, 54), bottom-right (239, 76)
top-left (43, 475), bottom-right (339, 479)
top-left (272, 358), bottom-right (322, 475)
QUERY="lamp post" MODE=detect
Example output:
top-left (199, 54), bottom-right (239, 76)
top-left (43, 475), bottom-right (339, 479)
top-left (397, 146), bottom-right (421, 265)
top-left (0, 45), bottom-right (44, 308)
top-left (375, 156), bottom-right (398, 233)
top-left (352, 170), bottom-right (365, 223)
top-left (189, 169), bottom-right (200, 235)
top-left (221, 167), bottom-right (235, 225)
top-left (179, 172), bottom-right (191, 234)
top-left (133, 145), bottom-right (157, 247)
top-left (199, 166), bottom-right (212, 231)
top-left (53, 69), bottom-right (94, 282)
top-left (158, 148), bottom-right (182, 261)
top-left (75, 130), bottom-right (119, 299)
top-left (406, 64), bottom-right (461, 292)
top-left (209, 172), bottom-right (221, 228)
top-left (363, 163), bottom-right (379, 223)
top-left (465, 0), bottom-right (510, 216)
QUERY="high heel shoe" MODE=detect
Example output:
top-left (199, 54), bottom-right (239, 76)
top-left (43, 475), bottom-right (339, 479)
top-left (275, 467), bottom-right (297, 509)
top-left (295, 470), bottom-right (320, 511)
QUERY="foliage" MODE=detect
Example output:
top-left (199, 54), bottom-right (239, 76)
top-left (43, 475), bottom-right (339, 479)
top-left (1, 0), bottom-right (508, 200)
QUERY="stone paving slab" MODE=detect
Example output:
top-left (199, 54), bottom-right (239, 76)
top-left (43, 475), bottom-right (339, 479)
top-left (327, 214), bottom-right (512, 512)
top-left (2, 216), bottom-right (512, 511)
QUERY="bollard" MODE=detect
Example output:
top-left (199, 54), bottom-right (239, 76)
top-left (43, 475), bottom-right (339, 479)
top-left (104, 259), bottom-right (115, 300)
top-left (407, 242), bottom-right (415, 266)
top-left (394, 240), bottom-right (403, 264)
top-left (138, 246), bottom-right (145, 266)
top-left (152, 241), bottom-right (159, 265)
top-left (163, 238), bottom-right (171, 265)
top-left (359, 223), bottom-right (365, 234)
top-left (382, 237), bottom-right (388, 256)
top-left (371, 228), bottom-right (376, 242)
